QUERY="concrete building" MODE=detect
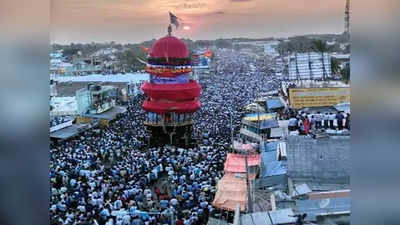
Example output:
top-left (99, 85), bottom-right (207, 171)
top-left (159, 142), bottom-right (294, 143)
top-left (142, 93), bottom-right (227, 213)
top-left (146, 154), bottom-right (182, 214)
top-left (286, 136), bottom-right (350, 190)
top-left (287, 52), bottom-right (332, 81)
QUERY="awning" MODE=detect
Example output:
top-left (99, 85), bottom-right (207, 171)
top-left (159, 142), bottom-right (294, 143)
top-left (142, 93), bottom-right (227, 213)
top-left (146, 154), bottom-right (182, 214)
top-left (212, 173), bottom-right (247, 211)
top-left (224, 153), bottom-right (261, 173)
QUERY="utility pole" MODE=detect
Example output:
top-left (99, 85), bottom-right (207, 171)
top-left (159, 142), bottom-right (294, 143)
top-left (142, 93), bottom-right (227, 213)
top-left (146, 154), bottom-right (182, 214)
top-left (245, 149), bottom-right (253, 213)
top-left (345, 0), bottom-right (350, 40)
top-left (230, 112), bottom-right (234, 148)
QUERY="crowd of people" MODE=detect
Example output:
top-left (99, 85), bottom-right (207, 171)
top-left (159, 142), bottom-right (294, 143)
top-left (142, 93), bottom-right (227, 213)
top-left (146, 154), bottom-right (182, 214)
top-left (50, 49), bottom-right (278, 225)
top-left (288, 110), bottom-right (350, 134)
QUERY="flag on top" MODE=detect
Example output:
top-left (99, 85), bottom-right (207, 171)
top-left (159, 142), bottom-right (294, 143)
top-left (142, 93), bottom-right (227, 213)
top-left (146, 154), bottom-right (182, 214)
top-left (169, 12), bottom-right (179, 29)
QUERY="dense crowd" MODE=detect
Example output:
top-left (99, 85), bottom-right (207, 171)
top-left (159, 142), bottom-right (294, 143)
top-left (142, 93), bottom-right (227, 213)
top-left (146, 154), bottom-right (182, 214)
top-left (288, 110), bottom-right (350, 134)
top-left (50, 49), bottom-right (277, 225)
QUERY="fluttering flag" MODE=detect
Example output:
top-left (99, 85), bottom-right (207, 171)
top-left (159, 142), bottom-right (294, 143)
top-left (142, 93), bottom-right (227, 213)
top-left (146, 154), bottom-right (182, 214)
top-left (169, 12), bottom-right (179, 29)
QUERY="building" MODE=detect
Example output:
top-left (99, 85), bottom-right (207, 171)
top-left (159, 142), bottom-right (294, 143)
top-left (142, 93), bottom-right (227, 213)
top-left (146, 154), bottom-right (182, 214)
top-left (76, 84), bottom-right (115, 115)
top-left (75, 84), bottom-right (126, 126)
top-left (286, 136), bottom-right (350, 190)
top-left (239, 113), bottom-right (279, 143)
top-left (141, 34), bottom-right (202, 146)
top-left (263, 40), bottom-right (280, 58)
top-left (287, 52), bottom-right (332, 80)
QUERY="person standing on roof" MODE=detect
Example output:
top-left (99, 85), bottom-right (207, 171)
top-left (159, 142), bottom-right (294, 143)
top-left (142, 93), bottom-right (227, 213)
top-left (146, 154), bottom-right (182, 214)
top-left (315, 111), bottom-right (322, 129)
top-left (290, 213), bottom-right (307, 225)
top-left (302, 117), bottom-right (310, 134)
top-left (310, 115), bottom-right (316, 131)
top-left (323, 112), bottom-right (329, 130)
top-left (288, 116), bottom-right (298, 131)
top-left (345, 113), bottom-right (350, 130)
top-left (328, 112), bottom-right (336, 130)
top-left (336, 111), bottom-right (345, 130)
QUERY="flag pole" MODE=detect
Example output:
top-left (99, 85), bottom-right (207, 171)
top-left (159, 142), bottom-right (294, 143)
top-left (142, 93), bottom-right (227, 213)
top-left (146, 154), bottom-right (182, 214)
top-left (168, 24), bottom-right (172, 36)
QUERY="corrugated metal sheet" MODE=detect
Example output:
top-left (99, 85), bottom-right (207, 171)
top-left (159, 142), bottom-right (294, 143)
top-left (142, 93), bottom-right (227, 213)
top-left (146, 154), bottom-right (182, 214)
top-left (288, 52), bottom-right (331, 80)
top-left (206, 217), bottom-right (229, 225)
top-left (307, 190), bottom-right (350, 200)
top-left (295, 197), bottom-right (351, 221)
top-left (293, 183), bottom-right (312, 196)
top-left (240, 208), bottom-right (296, 225)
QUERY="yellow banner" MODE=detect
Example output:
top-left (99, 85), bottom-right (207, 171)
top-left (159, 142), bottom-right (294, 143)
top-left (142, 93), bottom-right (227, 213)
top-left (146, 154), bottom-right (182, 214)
top-left (289, 87), bottom-right (350, 109)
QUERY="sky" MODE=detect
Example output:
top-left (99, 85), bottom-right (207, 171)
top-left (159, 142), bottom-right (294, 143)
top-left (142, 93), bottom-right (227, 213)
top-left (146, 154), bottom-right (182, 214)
top-left (51, 0), bottom-right (346, 44)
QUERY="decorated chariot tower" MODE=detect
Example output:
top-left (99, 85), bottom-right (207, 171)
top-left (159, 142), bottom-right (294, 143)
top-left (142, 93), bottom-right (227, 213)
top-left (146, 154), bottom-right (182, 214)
top-left (141, 26), bottom-right (202, 146)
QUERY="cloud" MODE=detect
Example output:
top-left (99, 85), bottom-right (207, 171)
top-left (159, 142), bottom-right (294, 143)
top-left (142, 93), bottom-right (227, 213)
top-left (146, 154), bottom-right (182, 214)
top-left (171, 2), bottom-right (208, 9)
top-left (186, 10), bottom-right (226, 18)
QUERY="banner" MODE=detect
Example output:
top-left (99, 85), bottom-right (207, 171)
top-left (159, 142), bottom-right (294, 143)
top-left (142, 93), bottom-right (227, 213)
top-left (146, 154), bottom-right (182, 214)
top-left (289, 87), bottom-right (350, 109)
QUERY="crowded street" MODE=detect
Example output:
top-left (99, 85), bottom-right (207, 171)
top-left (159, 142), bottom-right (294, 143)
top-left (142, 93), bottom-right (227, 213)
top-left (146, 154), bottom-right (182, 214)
top-left (49, 49), bottom-right (281, 225)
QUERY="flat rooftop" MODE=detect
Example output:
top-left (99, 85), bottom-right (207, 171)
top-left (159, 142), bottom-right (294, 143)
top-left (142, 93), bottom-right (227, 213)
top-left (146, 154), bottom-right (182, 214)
top-left (286, 135), bottom-right (350, 184)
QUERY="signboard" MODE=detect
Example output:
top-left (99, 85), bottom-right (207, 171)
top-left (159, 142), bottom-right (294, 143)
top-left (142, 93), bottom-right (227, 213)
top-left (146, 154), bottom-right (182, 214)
top-left (243, 113), bottom-right (276, 122)
top-left (289, 87), bottom-right (350, 109)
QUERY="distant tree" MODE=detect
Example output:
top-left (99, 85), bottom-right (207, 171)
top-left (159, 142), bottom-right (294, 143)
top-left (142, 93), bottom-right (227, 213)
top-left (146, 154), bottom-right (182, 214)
top-left (344, 44), bottom-right (350, 54)
top-left (331, 58), bottom-right (340, 75)
top-left (341, 64), bottom-right (350, 84)
top-left (215, 39), bottom-right (232, 49)
top-left (116, 46), bottom-right (147, 72)
top-left (195, 40), bottom-right (212, 48)
top-left (63, 47), bottom-right (80, 57)
top-left (312, 40), bottom-right (333, 80)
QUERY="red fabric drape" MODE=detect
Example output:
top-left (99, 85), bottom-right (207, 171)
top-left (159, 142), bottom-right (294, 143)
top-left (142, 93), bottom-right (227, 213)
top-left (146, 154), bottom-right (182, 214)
top-left (142, 100), bottom-right (200, 114)
top-left (141, 80), bottom-right (201, 101)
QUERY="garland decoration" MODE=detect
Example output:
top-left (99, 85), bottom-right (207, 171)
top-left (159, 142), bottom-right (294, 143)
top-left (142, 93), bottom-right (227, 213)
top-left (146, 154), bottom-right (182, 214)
top-left (148, 57), bottom-right (191, 66)
top-left (145, 66), bottom-right (192, 77)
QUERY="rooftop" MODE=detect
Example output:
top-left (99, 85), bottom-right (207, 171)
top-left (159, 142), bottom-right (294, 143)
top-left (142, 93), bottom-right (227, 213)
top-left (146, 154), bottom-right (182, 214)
top-left (286, 136), bottom-right (350, 184)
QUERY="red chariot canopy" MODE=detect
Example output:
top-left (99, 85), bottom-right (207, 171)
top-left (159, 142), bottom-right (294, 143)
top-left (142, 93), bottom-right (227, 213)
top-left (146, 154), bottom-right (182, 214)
top-left (142, 99), bottom-right (200, 114)
top-left (150, 36), bottom-right (189, 58)
top-left (141, 80), bottom-right (201, 101)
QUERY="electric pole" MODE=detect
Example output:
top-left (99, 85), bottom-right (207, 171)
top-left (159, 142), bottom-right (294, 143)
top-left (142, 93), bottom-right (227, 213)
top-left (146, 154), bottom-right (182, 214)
top-left (345, 0), bottom-right (350, 40)
top-left (245, 150), bottom-right (253, 213)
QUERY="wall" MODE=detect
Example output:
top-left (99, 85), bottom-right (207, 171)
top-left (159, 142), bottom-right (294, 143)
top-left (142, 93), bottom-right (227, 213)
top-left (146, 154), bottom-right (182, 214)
top-left (286, 136), bottom-right (350, 183)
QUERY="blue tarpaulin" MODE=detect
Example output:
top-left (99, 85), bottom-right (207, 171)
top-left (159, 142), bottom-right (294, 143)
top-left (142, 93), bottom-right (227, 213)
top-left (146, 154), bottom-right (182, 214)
top-left (256, 142), bottom-right (288, 188)
top-left (261, 151), bottom-right (288, 177)
top-left (260, 141), bottom-right (279, 152)
top-left (267, 98), bottom-right (284, 110)
top-left (260, 119), bottom-right (279, 129)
